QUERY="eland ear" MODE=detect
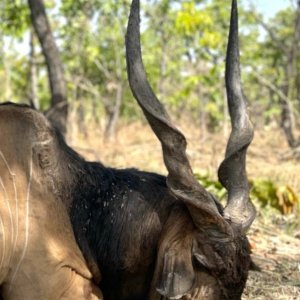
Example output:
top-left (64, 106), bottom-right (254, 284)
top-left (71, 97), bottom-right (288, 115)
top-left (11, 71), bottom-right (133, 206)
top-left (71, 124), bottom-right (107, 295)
top-left (32, 130), bottom-right (55, 170)
top-left (152, 208), bottom-right (195, 299)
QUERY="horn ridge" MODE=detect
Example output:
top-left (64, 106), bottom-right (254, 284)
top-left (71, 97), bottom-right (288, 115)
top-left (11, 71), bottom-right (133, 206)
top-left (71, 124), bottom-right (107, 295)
top-left (126, 0), bottom-right (233, 235)
top-left (218, 0), bottom-right (255, 231)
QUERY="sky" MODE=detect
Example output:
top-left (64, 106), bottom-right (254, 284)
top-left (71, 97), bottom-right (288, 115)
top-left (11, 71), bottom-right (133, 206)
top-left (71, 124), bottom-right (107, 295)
top-left (245, 0), bottom-right (291, 19)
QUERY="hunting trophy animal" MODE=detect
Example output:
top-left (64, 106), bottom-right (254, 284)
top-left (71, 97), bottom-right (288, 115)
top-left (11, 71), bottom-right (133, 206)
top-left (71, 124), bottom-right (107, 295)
top-left (0, 104), bottom-right (102, 299)
top-left (71, 0), bottom-right (255, 299)
top-left (0, 0), bottom-right (255, 299)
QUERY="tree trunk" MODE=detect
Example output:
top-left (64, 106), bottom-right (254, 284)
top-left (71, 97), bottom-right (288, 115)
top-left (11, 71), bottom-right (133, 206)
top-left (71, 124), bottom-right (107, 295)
top-left (104, 23), bottom-right (124, 140)
top-left (198, 85), bottom-right (206, 140)
top-left (280, 0), bottom-right (300, 148)
top-left (29, 29), bottom-right (39, 110)
top-left (280, 99), bottom-right (296, 147)
top-left (28, 0), bottom-right (68, 135)
top-left (104, 83), bottom-right (123, 139)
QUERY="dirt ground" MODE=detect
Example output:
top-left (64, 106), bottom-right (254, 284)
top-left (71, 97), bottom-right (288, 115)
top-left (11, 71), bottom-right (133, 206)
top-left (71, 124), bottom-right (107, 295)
top-left (244, 221), bottom-right (300, 299)
top-left (69, 121), bottom-right (300, 299)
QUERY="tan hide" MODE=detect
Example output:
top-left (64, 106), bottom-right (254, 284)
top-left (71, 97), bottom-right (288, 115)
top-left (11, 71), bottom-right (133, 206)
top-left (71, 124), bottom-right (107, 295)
top-left (0, 105), bottom-right (102, 300)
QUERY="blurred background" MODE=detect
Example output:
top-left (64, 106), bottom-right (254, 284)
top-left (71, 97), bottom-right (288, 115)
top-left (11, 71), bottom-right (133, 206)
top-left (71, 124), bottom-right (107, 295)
top-left (0, 0), bottom-right (300, 298)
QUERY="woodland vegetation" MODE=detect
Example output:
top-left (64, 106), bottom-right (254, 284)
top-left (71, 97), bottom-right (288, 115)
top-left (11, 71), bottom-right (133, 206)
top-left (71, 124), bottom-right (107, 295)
top-left (1, 0), bottom-right (300, 144)
top-left (1, 0), bottom-right (300, 205)
top-left (1, 1), bottom-right (300, 298)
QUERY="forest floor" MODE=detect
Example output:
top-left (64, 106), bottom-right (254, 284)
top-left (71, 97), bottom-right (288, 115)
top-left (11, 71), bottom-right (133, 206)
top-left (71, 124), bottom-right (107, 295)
top-left (69, 120), bottom-right (300, 300)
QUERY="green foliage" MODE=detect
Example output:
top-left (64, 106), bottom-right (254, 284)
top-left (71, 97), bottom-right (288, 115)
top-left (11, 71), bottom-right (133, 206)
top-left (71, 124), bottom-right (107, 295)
top-left (250, 179), bottom-right (300, 215)
top-left (0, 0), bottom-right (30, 37)
top-left (195, 173), bottom-right (300, 216)
top-left (0, 0), bottom-right (299, 132)
top-left (194, 173), bottom-right (227, 201)
top-left (250, 179), bottom-right (277, 207)
top-left (175, 2), bottom-right (213, 36)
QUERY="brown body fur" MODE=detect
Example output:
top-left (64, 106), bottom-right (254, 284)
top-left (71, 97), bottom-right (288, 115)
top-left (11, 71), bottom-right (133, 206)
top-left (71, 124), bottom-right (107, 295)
top-left (0, 103), bottom-right (251, 300)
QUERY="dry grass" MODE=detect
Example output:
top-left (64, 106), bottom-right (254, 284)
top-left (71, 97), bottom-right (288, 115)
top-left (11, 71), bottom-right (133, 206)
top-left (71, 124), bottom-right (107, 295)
top-left (67, 120), bottom-right (300, 299)
top-left (69, 121), bottom-right (300, 192)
